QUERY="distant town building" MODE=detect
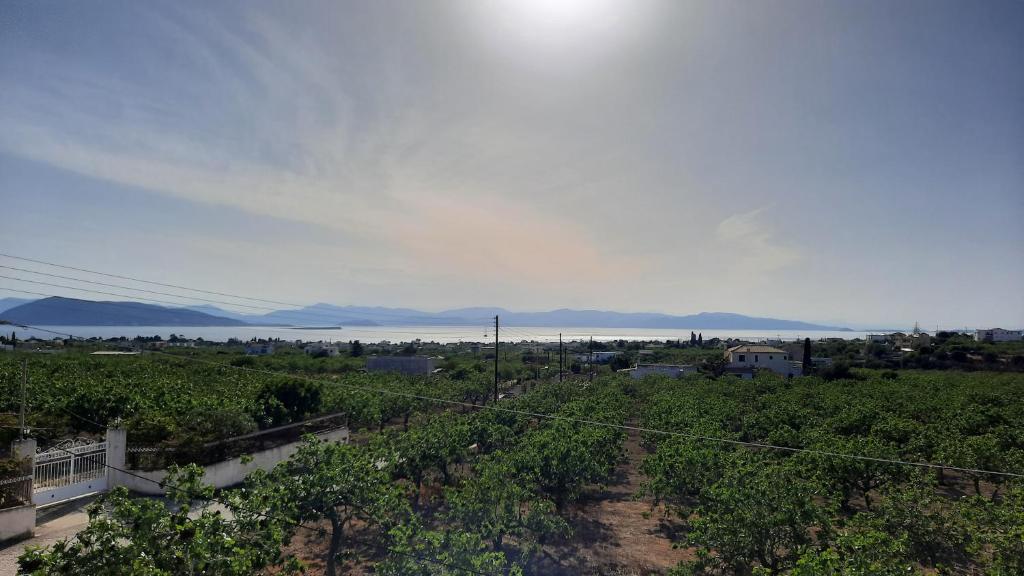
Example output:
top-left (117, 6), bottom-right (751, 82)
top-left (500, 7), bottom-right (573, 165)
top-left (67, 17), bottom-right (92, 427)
top-left (892, 332), bottom-right (931, 350)
top-left (366, 356), bottom-right (436, 376)
top-left (305, 342), bottom-right (341, 357)
top-left (245, 343), bottom-right (275, 356)
top-left (865, 334), bottom-right (889, 345)
top-left (573, 351), bottom-right (620, 364)
top-left (724, 345), bottom-right (802, 377)
top-left (628, 364), bottom-right (698, 380)
top-left (975, 328), bottom-right (1024, 342)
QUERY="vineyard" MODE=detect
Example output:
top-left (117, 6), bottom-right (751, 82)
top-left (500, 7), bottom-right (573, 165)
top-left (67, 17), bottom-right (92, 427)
top-left (6, 350), bottom-right (1024, 575)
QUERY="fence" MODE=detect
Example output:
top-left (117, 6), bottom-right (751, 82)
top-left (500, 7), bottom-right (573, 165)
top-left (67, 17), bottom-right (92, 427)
top-left (6, 414), bottom-right (349, 514)
top-left (34, 439), bottom-right (107, 491)
top-left (0, 473), bottom-right (32, 509)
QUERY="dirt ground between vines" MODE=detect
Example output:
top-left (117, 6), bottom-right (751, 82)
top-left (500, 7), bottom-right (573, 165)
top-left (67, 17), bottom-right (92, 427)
top-left (282, 427), bottom-right (693, 575)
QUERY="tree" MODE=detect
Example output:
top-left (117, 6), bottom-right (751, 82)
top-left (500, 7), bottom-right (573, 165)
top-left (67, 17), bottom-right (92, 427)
top-left (609, 353), bottom-right (632, 371)
top-left (389, 415), bottom-right (470, 507)
top-left (697, 333), bottom-right (703, 346)
top-left (792, 524), bottom-right (922, 576)
top-left (802, 435), bottom-right (906, 510)
top-left (380, 523), bottom-right (523, 576)
top-left (350, 340), bottom-right (364, 357)
top-left (690, 332), bottom-right (697, 346)
top-left (512, 420), bottom-right (620, 511)
top-left (686, 459), bottom-right (828, 574)
top-left (958, 483), bottom-right (1024, 574)
top-left (639, 438), bottom-right (732, 513)
top-left (702, 356), bottom-right (729, 378)
top-left (860, 480), bottom-right (966, 567)
top-left (802, 338), bottom-right (813, 374)
top-left (18, 465), bottom-right (290, 575)
top-left (258, 436), bottom-right (408, 576)
top-left (253, 377), bottom-right (323, 427)
top-left (445, 454), bottom-right (568, 555)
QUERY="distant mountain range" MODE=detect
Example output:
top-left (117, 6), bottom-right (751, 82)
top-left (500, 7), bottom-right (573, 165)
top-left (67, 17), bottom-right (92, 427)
top-left (1, 297), bottom-right (248, 327)
top-left (0, 296), bottom-right (851, 331)
top-left (0, 297), bottom-right (33, 314)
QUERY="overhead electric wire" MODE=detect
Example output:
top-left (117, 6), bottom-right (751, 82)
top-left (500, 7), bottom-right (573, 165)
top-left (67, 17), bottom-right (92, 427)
top-left (26, 323), bottom-right (1024, 480)
top-left (0, 251), bottom-right (498, 325)
top-left (0, 264), bottom-right (293, 313)
top-left (0, 252), bottom-right (307, 308)
top-left (0, 284), bottom-right (497, 341)
top-left (0, 274), bottom-right (239, 309)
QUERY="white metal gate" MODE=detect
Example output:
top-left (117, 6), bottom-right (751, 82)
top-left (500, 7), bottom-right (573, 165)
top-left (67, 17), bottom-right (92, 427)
top-left (33, 439), bottom-right (108, 507)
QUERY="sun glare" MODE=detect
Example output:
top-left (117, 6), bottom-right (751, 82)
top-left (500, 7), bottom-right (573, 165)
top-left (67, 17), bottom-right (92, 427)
top-left (467, 0), bottom-right (653, 67)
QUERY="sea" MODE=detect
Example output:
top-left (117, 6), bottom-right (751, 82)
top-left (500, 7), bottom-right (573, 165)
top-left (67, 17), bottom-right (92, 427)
top-left (11, 325), bottom-right (874, 344)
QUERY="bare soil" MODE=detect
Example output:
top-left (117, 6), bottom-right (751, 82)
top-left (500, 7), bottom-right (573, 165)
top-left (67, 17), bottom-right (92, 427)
top-left (530, 427), bottom-right (693, 575)
top-left (282, 426), bottom-right (691, 575)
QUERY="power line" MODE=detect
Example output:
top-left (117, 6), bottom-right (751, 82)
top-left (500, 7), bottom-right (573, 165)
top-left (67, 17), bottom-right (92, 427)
top-left (0, 264), bottom-right (289, 313)
top-left (0, 286), bottom-right (499, 342)
top-left (0, 252), bottom-right (306, 308)
top-left (0, 252), bottom-right (497, 324)
top-left (0, 274), bottom-right (238, 310)
top-left (32, 323), bottom-right (1021, 480)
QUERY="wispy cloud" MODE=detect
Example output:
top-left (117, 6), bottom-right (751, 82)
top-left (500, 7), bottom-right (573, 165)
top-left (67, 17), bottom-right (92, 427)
top-left (715, 208), bottom-right (802, 272)
top-left (1, 1), bottom-right (1021, 326)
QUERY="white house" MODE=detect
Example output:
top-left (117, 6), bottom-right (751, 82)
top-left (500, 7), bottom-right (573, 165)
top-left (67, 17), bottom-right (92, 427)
top-left (629, 364), bottom-right (698, 380)
top-left (975, 328), bottom-right (1023, 342)
top-left (724, 345), bottom-right (802, 377)
top-left (865, 334), bottom-right (889, 344)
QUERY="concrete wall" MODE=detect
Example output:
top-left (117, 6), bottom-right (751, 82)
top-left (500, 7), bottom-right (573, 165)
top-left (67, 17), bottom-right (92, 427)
top-left (0, 504), bottom-right (35, 543)
top-left (114, 427), bottom-right (349, 496)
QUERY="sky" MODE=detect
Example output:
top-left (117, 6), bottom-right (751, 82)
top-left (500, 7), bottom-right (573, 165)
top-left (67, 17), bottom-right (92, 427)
top-left (0, 0), bottom-right (1022, 329)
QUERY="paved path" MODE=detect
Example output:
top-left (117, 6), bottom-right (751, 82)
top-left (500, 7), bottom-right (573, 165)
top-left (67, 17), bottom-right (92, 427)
top-left (0, 495), bottom-right (234, 576)
top-left (0, 497), bottom-right (95, 575)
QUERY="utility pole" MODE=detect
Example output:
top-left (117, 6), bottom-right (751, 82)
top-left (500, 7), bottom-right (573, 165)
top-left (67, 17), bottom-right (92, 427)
top-left (559, 333), bottom-right (563, 382)
top-left (493, 315), bottom-right (499, 404)
top-left (19, 357), bottom-right (27, 438)
top-left (589, 336), bottom-right (594, 383)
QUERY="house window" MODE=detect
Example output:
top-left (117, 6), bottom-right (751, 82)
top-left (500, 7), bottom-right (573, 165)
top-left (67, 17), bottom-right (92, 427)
top-left (769, 355), bottom-right (773, 360)
top-left (738, 354), bottom-right (746, 362)
top-left (755, 355), bottom-right (759, 362)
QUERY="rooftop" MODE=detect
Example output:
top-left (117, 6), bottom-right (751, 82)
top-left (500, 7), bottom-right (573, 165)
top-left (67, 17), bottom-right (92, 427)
top-left (727, 345), bottom-right (787, 354)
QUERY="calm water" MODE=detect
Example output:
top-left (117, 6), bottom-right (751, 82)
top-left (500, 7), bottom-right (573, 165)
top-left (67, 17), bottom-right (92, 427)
top-left (13, 325), bottom-right (873, 344)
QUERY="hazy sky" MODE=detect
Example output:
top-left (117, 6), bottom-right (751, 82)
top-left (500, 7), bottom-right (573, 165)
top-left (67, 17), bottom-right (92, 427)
top-left (1, 0), bottom-right (1022, 328)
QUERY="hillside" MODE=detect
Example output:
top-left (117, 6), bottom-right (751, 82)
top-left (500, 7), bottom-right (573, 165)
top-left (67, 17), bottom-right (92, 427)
top-left (244, 305), bottom-right (850, 330)
top-left (0, 296), bottom-right (249, 326)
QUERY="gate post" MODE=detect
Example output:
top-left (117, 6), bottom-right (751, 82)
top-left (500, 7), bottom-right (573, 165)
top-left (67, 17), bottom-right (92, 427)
top-left (105, 427), bottom-right (127, 488)
top-left (10, 437), bottom-right (36, 508)
top-left (11, 437), bottom-right (36, 461)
